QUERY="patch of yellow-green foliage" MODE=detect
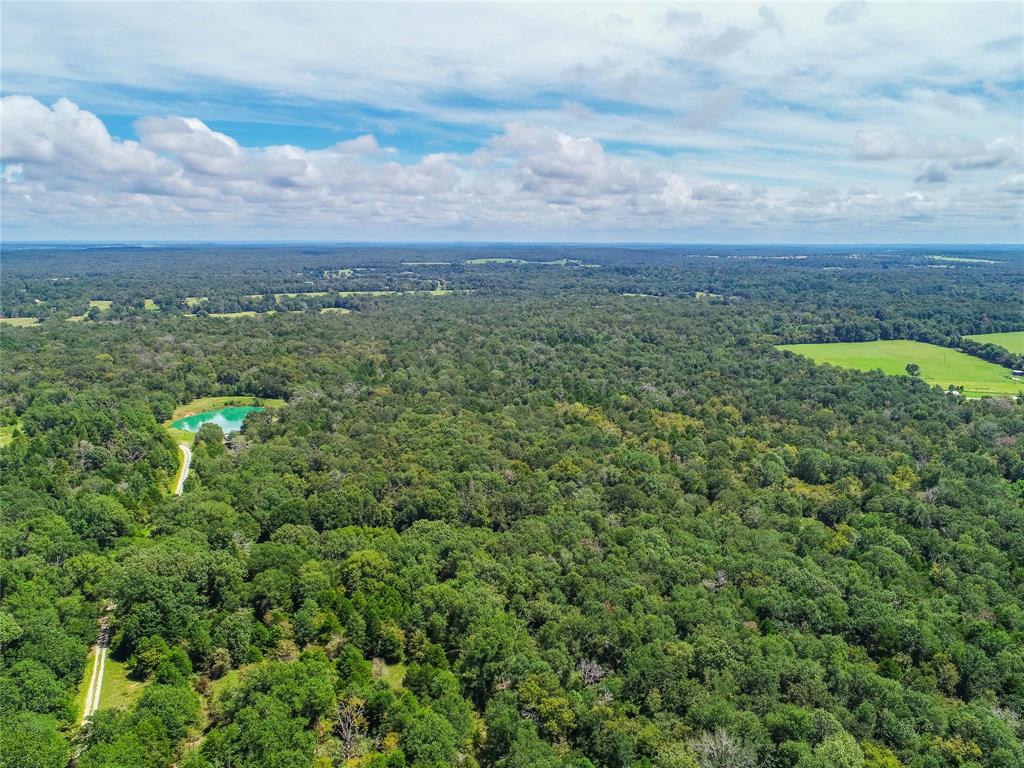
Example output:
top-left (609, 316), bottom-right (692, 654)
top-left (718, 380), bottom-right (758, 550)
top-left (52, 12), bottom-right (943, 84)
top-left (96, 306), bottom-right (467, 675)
top-left (0, 424), bottom-right (19, 447)
top-left (89, 300), bottom-right (113, 310)
top-left (209, 311), bottom-right (259, 318)
top-left (777, 339), bottom-right (1023, 398)
top-left (320, 307), bottom-right (351, 314)
top-left (183, 296), bottom-right (208, 308)
top-left (144, 298), bottom-right (159, 310)
top-left (964, 331), bottom-right (1024, 354)
top-left (0, 317), bottom-right (40, 327)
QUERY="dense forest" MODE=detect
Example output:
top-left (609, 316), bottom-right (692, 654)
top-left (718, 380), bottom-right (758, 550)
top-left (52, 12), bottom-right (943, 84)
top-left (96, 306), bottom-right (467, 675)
top-left (1, 245), bottom-right (1023, 768)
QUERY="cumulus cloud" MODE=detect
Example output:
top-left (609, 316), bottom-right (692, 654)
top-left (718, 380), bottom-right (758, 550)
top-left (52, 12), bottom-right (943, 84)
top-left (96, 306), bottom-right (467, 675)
top-left (854, 129), bottom-right (1022, 179)
top-left (2, 96), bottom-right (1021, 239)
top-left (136, 116), bottom-right (244, 175)
top-left (998, 174), bottom-right (1024, 195)
top-left (759, 5), bottom-right (784, 35)
top-left (914, 161), bottom-right (950, 185)
top-left (1, 96), bottom-right (168, 177)
top-left (825, 0), bottom-right (866, 26)
top-left (330, 134), bottom-right (386, 155)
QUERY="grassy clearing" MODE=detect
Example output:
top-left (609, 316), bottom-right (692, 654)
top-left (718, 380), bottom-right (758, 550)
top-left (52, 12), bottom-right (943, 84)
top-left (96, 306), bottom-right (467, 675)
top-left (964, 331), bottom-right (1024, 354)
top-left (374, 661), bottom-right (406, 691)
top-left (89, 300), bottom-right (113, 311)
top-left (98, 657), bottom-right (147, 711)
top-left (184, 296), bottom-right (208, 308)
top-left (0, 317), bottom-right (40, 326)
top-left (927, 255), bottom-right (1000, 264)
top-left (209, 311), bottom-right (259, 318)
top-left (74, 651), bottom-right (147, 719)
top-left (778, 340), bottom-right (1024, 398)
top-left (168, 396), bottom-right (287, 423)
top-left (466, 257), bottom-right (528, 265)
top-left (320, 307), bottom-right (351, 314)
top-left (167, 427), bottom-right (195, 446)
top-left (144, 298), bottom-right (159, 310)
top-left (275, 291), bottom-right (330, 300)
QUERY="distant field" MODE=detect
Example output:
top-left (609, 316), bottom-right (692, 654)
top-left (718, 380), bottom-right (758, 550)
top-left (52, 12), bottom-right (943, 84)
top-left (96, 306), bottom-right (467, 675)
top-left (927, 255), bottom-right (1000, 265)
top-left (144, 298), bottom-right (159, 310)
top-left (320, 307), bottom-right (351, 314)
top-left (465, 257), bottom-right (596, 266)
top-left (209, 311), bottom-right (258, 318)
top-left (964, 331), bottom-right (1024, 354)
top-left (89, 300), bottom-right (113, 310)
top-left (184, 296), bottom-right (207, 307)
top-left (778, 340), bottom-right (1023, 397)
top-left (275, 291), bottom-right (330, 300)
top-left (0, 317), bottom-right (40, 327)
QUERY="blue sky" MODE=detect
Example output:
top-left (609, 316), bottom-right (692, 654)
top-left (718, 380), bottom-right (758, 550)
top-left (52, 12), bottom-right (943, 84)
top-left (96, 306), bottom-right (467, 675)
top-left (1, 1), bottom-right (1022, 242)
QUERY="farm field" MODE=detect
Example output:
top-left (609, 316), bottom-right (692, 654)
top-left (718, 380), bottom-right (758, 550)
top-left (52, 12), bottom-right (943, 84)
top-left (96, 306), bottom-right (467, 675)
top-left (777, 339), bottom-right (1024, 397)
top-left (964, 331), bottom-right (1024, 354)
top-left (88, 300), bottom-right (112, 310)
top-left (0, 317), bottom-right (39, 326)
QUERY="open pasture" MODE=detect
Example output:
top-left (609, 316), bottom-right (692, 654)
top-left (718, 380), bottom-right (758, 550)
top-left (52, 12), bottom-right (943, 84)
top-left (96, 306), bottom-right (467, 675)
top-left (777, 339), bottom-right (1023, 398)
top-left (964, 331), bottom-right (1024, 354)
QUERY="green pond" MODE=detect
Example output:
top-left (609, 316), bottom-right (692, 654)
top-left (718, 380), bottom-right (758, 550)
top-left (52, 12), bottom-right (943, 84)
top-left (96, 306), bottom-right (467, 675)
top-left (170, 406), bottom-right (264, 434)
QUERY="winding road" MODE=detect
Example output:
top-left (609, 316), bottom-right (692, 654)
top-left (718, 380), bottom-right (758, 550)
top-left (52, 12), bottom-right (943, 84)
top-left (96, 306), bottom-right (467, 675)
top-left (174, 443), bottom-right (191, 496)
top-left (80, 445), bottom-right (189, 728)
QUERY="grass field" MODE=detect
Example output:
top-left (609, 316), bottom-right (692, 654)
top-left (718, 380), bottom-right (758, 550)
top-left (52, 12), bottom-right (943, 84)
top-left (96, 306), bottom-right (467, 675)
top-left (144, 298), bottom-right (159, 310)
top-left (465, 257), bottom-right (590, 266)
top-left (927, 255), bottom-right (1000, 264)
top-left (74, 652), bottom-right (147, 719)
top-left (275, 291), bottom-right (330, 300)
top-left (0, 317), bottom-right (40, 326)
top-left (89, 300), bottom-right (113, 310)
top-left (777, 340), bottom-right (1024, 397)
top-left (209, 311), bottom-right (259, 318)
top-left (320, 307), bottom-right (352, 314)
top-left (964, 331), bottom-right (1024, 354)
top-left (184, 296), bottom-right (208, 307)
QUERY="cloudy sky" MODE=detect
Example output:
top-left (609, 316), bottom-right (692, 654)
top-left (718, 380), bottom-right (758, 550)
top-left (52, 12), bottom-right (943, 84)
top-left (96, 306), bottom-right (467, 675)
top-left (1, 1), bottom-right (1022, 242)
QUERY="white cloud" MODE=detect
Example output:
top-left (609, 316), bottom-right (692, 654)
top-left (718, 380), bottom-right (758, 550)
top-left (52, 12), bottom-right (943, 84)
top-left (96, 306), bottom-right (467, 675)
top-left (136, 116), bottom-right (243, 176)
top-left (824, 0), bottom-right (867, 26)
top-left (5, 95), bottom-right (1019, 241)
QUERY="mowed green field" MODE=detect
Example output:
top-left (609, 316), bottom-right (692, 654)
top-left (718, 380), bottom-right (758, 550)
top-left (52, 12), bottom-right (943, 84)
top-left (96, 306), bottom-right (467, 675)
top-left (964, 331), bottom-right (1024, 354)
top-left (778, 340), bottom-right (1024, 397)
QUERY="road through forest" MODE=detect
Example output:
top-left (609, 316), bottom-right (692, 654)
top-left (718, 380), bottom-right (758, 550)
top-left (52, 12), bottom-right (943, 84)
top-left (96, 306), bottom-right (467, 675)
top-left (174, 443), bottom-right (191, 496)
top-left (80, 609), bottom-right (112, 724)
